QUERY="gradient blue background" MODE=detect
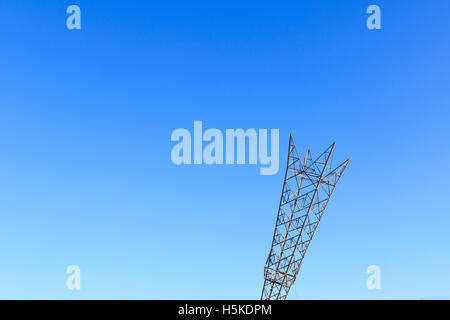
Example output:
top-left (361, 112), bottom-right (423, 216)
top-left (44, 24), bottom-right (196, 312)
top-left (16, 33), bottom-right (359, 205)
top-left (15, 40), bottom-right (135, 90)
top-left (0, 0), bottom-right (449, 299)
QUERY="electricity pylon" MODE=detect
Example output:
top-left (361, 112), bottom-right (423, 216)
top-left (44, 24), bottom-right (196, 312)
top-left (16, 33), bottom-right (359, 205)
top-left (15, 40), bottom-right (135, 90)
top-left (261, 135), bottom-right (350, 300)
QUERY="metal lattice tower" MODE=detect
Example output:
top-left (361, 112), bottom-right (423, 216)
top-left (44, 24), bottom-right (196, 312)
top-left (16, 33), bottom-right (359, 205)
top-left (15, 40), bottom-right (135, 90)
top-left (261, 135), bottom-right (350, 300)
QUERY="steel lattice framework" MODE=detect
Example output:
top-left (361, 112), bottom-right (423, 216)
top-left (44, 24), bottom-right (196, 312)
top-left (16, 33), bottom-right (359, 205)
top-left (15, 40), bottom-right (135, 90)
top-left (261, 135), bottom-right (350, 300)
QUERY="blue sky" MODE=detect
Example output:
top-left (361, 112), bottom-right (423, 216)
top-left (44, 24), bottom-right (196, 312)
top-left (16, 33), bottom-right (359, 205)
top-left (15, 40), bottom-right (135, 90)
top-left (0, 0), bottom-right (449, 299)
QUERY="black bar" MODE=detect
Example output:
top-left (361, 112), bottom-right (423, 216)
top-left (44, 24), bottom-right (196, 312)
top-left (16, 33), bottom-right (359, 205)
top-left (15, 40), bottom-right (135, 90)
top-left (1, 300), bottom-right (448, 318)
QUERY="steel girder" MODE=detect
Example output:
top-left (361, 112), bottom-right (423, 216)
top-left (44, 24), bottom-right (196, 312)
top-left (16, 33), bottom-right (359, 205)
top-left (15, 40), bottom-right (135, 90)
top-left (261, 135), bottom-right (350, 300)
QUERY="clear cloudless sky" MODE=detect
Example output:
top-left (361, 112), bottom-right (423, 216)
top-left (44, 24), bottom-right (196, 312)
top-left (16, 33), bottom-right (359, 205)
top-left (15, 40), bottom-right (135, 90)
top-left (0, 0), bottom-right (449, 299)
